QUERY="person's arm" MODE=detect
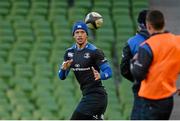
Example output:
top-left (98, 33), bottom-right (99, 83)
top-left (92, 49), bottom-right (112, 81)
top-left (120, 43), bottom-right (134, 82)
top-left (92, 62), bottom-right (112, 81)
top-left (130, 43), bottom-right (153, 82)
top-left (99, 62), bottom-right (112, 80)
top-left (59, 68), bottom-right (70, 80)
top-left (58, 51), bottom-right (73, 80)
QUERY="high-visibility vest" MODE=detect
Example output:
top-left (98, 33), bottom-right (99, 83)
top-left (138, 33), bottom-right (180, 100)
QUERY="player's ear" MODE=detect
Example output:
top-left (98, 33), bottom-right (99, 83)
top-left (146, 21), bottom-right (151, 33)
top-left (73, 35), bottom-right (76, 39)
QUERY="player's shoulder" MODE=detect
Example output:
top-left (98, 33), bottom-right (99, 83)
top-left (127, 33), bottom-right (146, 48)
top-left (86, 43), bottom-right (97, 51)
top-left (86, 43), bottom-right (105, 55)
top-left (64, 44), bottom-right (75, 58)
top-left (66, 44), bottom-right (76, 52)
top-left (128, 33), bottom-right (144, 43)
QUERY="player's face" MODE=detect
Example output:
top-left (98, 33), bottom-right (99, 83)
top-left (74, 29), bottom-right (87, 46)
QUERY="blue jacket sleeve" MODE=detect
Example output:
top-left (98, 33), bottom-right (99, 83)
top-left (99, 62), bottom-right (112, 80)
top-left (130, 43), bottom-right (153, 82)
top-left (120, 42), bottom-right (134, 82)
top-left (58, 68), bottom-right (70, 80)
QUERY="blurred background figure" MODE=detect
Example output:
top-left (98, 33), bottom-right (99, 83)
top-left (120, 9), bottom-right (149, 120)
top-left (130, 10), bottom-right (180, 120)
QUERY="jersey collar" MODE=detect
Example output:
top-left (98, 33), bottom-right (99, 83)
top-left (75, 43), bottom-right (89, 51)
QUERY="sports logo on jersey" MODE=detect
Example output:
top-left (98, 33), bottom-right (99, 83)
top-left (92, 114), bottom-right (104, 120)
top-left (68, 52), bottom-right (74, 58)
top-left (84, 53), bottom-right (90, 59)
top-left (75, 64), bottom-right (80, 68)
top-left (93, 115), bottom-right (98, 120)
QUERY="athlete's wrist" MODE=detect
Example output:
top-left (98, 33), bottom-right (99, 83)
top-left (61, 62), bottom-right (69, 70)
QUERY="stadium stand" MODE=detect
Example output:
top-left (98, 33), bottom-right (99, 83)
top-left (0, 0), bottom-right (148, 119)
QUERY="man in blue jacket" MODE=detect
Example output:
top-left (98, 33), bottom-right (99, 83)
top-left (120, 10), bottom-right (149, 119)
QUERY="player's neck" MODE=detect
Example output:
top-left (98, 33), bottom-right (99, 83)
top-left (77, 41), bottom-right (88, 49)
top-left (150, 28), bottom-right (165, 35)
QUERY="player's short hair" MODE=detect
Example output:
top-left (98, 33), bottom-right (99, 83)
top-left (146, 10), bottom-right (165, 30)
top-left (137, 9), bottom-right (149, 28)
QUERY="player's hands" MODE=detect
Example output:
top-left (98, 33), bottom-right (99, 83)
top-left (61, 59), bottom-right (73, 70)
top-left (92, 67), bottom-right (100, 81)
top-left (130, 53), bottom-right (138, 65)
top-left (177, 88), bottom-right (180, 96)
top-left (133, 53), bottom-right (138, 60)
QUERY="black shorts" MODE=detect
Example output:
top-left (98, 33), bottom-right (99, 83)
top-left (71, 91), bottom-right (108, 120)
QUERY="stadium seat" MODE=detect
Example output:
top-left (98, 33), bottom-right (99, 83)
top-left (29, 1), bottom-right (48, 16)
top-left (50, 0), bottom-right (68, 8)
top-left (0, 50), bottom-right (8, 63)
top-left (68, 7), bottom-right (88, 24)
top-left (48, 3), bottom-right (67, 22)
top-left (112, 7), bottom-right (129, 16)
top-left (34, 41), bottom-right (52, 51)
top-left (16, 103), bottom-right (34, 112)
top-left (50, 50), bottom-right (65, 64)
top-left (0, 63), bottom-right (13, 78)
top-left (0, 78), bottom-right (8, 91)
top-left (36, 35), bottom-right (53, 43)
top-left (59, 104), bottom-right (76, 119)
top-left (13, 41), bottom-right (32, 51)
top-left (9, 76), bottom-right (33, 91)
top-left (15, 64), bottom-right (34, 78)
top-left (29, 50), bottom-right (50, 64)
top-left (26, 15), bottom-right (46, 22)
top-left (10, 1), bottom-right (29, 16)
top-left (16, 36), bottom-right (34, 44)
top-left (33, 109), bottom-right (56, 120)
top-left (14, 28), bottom-right (33, 37)
top-left (6, 15), bottom-right (25, 21)
top-left (32, 77), bottom-right (54, 91)
top-left (0, 1), bottom-right (10, 16)
top-left (53, 27), bottom-right (71, 37)
top-left (12, 110), bottom-right (32, 120)
top-left (52, 15), bottom-right (69, 26)
top-left (52, 40), bottom-right (71, 51)
top-left (94, 0), bottom-right (111, 8)
top-left (35, 64), bottom-right (53, 77)
top-left (8, 49), bottom-right (28, 64)
top-left (36, 97), bottom-right (58, 112)
top-left (113, 0), bottom-right (129, 8)
top-left (0, 35), bottom-right (15, 44)
top-left (92, 7), bottom-right (110, 16)
top-left (0, 111), bottom-right (11, 120)
top-left (74, 0), bottom-right (92, 8)
top-left (0, 42), bottom-right (12, 51)
top-left (12, 98), bottom-right (32, 109)
top-left (30, 85), bottom-right (52, 100)
top-left (0, 26), bottom-right (14, 38)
